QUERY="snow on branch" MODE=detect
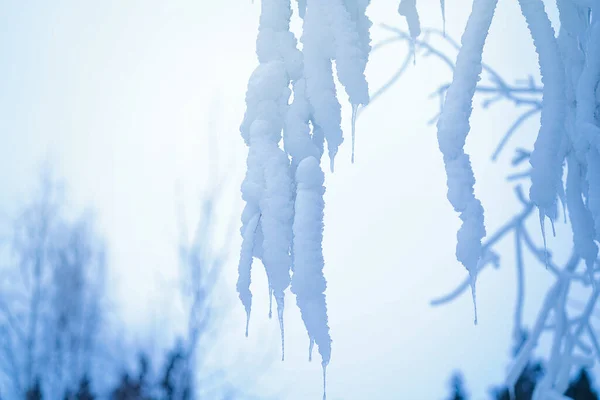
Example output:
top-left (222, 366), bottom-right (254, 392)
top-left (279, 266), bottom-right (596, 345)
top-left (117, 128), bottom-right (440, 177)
top-left (239, 0), bottom-right (374, 393)
top-left (435, 0), bottom-right (498, 323)
top-left (366, 7), bottom-right (600, 396)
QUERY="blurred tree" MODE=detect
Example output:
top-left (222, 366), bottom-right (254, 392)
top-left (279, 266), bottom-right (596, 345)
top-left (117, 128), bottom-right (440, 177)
top-left (447, 372), bottom-right (468, 400)
top-left (25, 379), bottom-right (42, 400)
top-left (491, 362), bottom-right (544, 400)
top-left (0, 170), bottom-right (107, 398)
top-left (74, 375), bottom-right (95, 400)
top-left (159, 342), bottom-right (192, 400)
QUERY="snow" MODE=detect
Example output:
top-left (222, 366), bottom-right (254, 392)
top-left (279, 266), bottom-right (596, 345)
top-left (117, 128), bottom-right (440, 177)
top-left (239, 0), bottom-right (600, 396)
top-left (519, 0), bottom-right (566, 223)
top-left (435, 0), bottom-right (497, 322)
top-left (239, 0), bottom-right (372, 385)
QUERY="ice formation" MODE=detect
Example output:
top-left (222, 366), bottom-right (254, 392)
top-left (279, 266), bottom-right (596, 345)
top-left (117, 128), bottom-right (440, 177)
top-left (238, 0), bottom-right (373, 395)
top-left (239, 1), bottom-right (600, 398)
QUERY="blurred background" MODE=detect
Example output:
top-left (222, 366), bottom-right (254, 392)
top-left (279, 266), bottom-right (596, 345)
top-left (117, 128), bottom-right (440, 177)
top-left (0, 0), bottom-right (596, 399)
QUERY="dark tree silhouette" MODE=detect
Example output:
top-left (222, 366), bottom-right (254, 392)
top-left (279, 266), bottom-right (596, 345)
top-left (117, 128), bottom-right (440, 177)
top-left (491, 362), bottom-right (544, 400)
top-left (25, 379), bottom-right (42, 400)
top-left (565, 370), bottom-right (599, 400)
top-left (110, 355), bottom-right (153, 400)
top-left (74, 375), bottom-right (95, 400)
top-left (447, 372), bottom-right (468, 400)
top-left (160, 342), bottom-right (192, 400)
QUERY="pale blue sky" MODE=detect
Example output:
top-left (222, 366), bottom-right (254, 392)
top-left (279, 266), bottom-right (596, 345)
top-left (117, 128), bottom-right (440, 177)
top-left (0, 1), bottom-right (587, 399)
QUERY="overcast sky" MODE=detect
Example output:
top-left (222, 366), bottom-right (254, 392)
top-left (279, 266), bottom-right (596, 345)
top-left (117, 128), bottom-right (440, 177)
top-left (0, 1), bottom-right (589, 399)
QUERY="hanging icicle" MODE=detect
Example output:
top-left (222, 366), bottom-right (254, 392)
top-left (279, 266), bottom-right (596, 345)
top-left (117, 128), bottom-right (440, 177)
top-left (435, 0), bottom-right (498, 324)
top-left (588, 149), bottom-right (600, 241)
top-left (575, 18), bottom-right (600, 241)
top-left (566, 154), bottom-right (598, 275)
top-left (240, 0), bottom-right (374, 381)
top-left (329, 0), bottom-right (370, 107)
top-left (518, 0), bottom-right (567, 230)
top-left (398, 0), bottom-right (421, 40)
top-left (291, 156), bottom-right (332, 398)
top-left (237, 212), bottom-right (260, 336)
top-left (440, 0), bottom-right (446, 35)
top-left (302, 0), bottom-right (343, 172)
top-left (398, 0), bottom-right (421, 63)
top-left (239, 0), bottom-right (298, 359)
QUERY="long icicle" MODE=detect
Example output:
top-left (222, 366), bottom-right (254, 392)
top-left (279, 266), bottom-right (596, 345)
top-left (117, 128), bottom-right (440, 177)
top-left (351, 104), bottom-right (359, 163)
top-left (435, 0), bottom-right (497, 323)
top-left (518, 0), bottom-right (566, 235)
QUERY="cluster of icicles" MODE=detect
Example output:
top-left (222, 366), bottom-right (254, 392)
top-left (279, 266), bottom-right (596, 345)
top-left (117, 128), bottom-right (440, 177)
top-left (237, 0), bottom-right (371, 395)
top-left (435, 0), bottom-right (600, 325)
top-left (237, 0), bottom-right (600, 397)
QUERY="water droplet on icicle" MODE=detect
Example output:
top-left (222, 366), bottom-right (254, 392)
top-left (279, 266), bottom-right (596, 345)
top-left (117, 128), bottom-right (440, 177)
top-left (278, 305), bottom-right (285, 361)
top-left (309, 337), bottom-right (315, 362)
top-left (351, 104), bottom-right (358, 164)
top-left (322, 362), bottom-right (328, 400)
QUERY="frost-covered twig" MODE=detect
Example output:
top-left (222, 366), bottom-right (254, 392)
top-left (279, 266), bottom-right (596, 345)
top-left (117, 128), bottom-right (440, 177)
top-left (372, 25), bottom-right (544, 161)
top-left (368, 18), bottom-right (600, 396)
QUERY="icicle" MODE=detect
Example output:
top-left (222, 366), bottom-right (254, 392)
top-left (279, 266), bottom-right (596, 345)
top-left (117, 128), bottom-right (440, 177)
top-left (240, 0), bottom-right (298, 350)
top-left (245, 312), bottom-right (250, 338)
top-left (291, 157), bottom-right (332, 368)
top-left (302, 0), bottom-right (343, 172)
top-left (588, 149), bottom-right (600, 241)
top-left (539, 210), bottom-right (549, 269)
top-left (441, 0), bottom-right (446, 36)
top-left (309, 336), bottom-right (315, 361)
top-left (256, 114), bottom-right (294, 361)
top-left (398, 0), bottom-right (421, 64)
top-left (566, 154), bottom-right (598, 277)
top-left (470, 271), bottom-right (478, 325)
top-left (435, 0), bottom-right (496, 321)
top-left (352, 0), bottom-right (373, 64)
top-left (398, 0), bottom-right (421, 39)
top-left (278, 300), bottom-right (285, 361)
top-left (322, 362), bottom-right (328, 400)
top-left (518, 0), bottom-right (566, 222)
top-left (575, 20), bottom-right (600, 240)
top-left (237, 212), bottom-right (260, 334)
top-left (351, 104), bottom-right (358, 163)
top-left (330, 0), bottom-right (370, 107)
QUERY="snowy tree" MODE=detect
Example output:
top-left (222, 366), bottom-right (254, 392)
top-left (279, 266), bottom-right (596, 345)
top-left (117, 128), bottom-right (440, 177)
top-left (239, 1), bottom-right (600, 399)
